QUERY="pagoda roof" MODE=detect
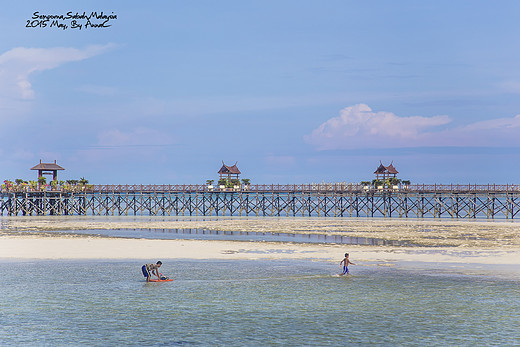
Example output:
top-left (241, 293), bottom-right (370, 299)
top-left (374, 161), bottom-right (399, 175)
top-left (218, 162), bottom-right (241, 175)
top-left (31, 160), bottom-right (65, 171)
top-left (386, 163), bottom-right (399, 174)
top-left (373, 163), bottom-right (387, 174)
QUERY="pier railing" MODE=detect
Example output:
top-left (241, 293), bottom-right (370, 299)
top-left (90, 183), bottom-right (520, 193)
top-left (2, 183), bottom-right (519, 218)
top-left (1, 183), bottom-right (520, 194)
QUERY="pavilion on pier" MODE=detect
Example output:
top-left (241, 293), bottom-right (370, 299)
top-left (218, 162), bottom-right (241, 181)
top-left (374, 161), bottom-right (399, 181)
top-left (31, 160), bottom-right (65, 181)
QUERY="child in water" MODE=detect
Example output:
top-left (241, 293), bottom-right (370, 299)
top-left (141, 261), bottom-right (162, 282)
top-left (339, 253), bottom-right (356, 275)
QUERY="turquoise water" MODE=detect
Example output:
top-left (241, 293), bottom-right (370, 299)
top-left (1, 259), bottom-right (519, 346)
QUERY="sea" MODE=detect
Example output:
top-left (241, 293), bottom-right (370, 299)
top-left (1, 226), bottom-right (519, 346)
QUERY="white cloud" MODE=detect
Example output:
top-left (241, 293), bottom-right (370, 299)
top-left (0, 44), bottom-right (115, 100)
top-left (305, 104), bottom-right (451, 149)
top-left (463, 114), bottom-right (520, 131)
top-left (446, 114), bottom-right (520, 147)
top-left (305, 104), bottom-right (520, 149)
top-left (498, 80), bottom-right (520, 94)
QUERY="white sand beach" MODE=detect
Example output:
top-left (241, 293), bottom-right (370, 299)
top-left (1, 216), bottom-right (519, 277)
top-left (1, 235), bottom-right (519, 264)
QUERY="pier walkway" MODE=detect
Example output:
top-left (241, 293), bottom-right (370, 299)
top-left (1, 184), bottom-right (519, 219)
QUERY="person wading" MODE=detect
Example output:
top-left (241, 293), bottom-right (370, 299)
top-left (142, 261), bottom-right (162, 282)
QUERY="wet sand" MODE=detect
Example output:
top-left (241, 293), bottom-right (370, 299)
top-left (1, 216), bottom-right (519, 277)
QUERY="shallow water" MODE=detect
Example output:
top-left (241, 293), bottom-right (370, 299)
top-left (5, 227), bottom-right (415, 246)
top-left (2, 215), bottom-right (519, 248)
top-left (1, 260), bottom-right (519, 346)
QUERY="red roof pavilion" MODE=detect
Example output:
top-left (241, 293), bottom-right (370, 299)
top-left (218, 161), bottom-right (241, 180)
top-left (374, 161), bottom-right (398, 180)
top-left (31, 160), bottom-right (65, 181)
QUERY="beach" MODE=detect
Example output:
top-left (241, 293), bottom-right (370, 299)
top-left (1, 216), bottom-right (519, 277)
top-left (2, 236), bottom-right (520, 281)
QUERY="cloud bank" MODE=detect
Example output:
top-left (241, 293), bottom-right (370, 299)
top-left (0, 44), bottom-right (114, 99)
top-left (305, 104), bottom-right (520, 149)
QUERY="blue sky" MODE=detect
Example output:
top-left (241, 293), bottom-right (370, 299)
top-left (1, 1), bottom-right (520, 184)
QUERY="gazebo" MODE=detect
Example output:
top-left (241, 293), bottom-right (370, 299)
top-left (218, 161), bottom-right (241, 181)
top-left (31, 160), bottom-right (65, 181)
top-left (374, 161), bottom-right (399, 180)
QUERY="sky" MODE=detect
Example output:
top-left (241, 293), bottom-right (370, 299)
top-left (1, 1), bottom-right (520, 185)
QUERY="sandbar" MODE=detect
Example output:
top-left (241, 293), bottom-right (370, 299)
top-left (1, 216), bottom-right (519, 278)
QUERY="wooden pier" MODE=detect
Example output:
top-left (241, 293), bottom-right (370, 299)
top-left (1, 184), bottom-right (519, 219)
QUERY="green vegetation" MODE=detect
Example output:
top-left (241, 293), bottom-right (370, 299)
top-left (1, 177), bottom-right (93, 193)
top-left (360, 178), bottom-right (411, 189)
top-left (212, 178), bottom-right (251, 189)
top-left (38, 176), bottom-right (47, 186)
top-left (218, 178), bottom-right (227, 187)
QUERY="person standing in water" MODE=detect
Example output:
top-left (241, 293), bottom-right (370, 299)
top-left (142, 261), bottom-right (162, 282)
top-left (339, 253), bottom-right (356, 275)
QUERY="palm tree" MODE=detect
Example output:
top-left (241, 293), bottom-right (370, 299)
top-left (38, 176), bottom-right (47, 186)
top-left (389, 177), bottom-right (401, 186)
top-left (28, 180), bottom-right (38, 191)
top-left (372, 179), bottom-right (383, 187)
